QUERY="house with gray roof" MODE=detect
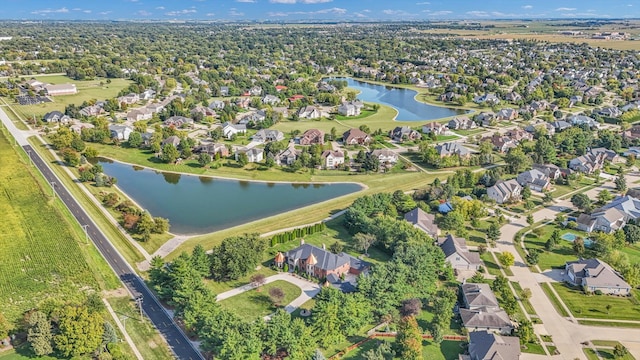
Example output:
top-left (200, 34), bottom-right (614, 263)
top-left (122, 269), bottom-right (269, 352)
top-left (568, 152), bottom-right (605, 174)
top-left (276, 144), bottom-right (302, 166)
top-left (487, 179), bottom-right (522, 204)
top-left (422, 122), bottom-right (449, 136)
top-left (404, 207), bottom-right (439, 239)
top-left (235, 147), bottom-right (263, 163)
top-left (390, 126), bottom-right (421, 142)
top-left (369, 149), bottom-right (398, 164)
top-left (575, 208), bottom-right (626, 234)
top-left (262, 94), bottom-right (280, 105)
top-left (460, 283), bottom-right (513, 334)
top-left (565, 258), bottom-right (631, 295)
top-left (532, 163), bottom-right (562, 180)
top-left (568, 115), bottom-right (600, 129)
top-left (338, 101), bottom-right (364, 117)
top-left (516, 169), bottom-right (551, 192)
top-left (43, 111), bottom-right (71, 124)
top-left (448, 116), bottom-right (476, 130)
top-left (108, 125), bottom-right (133, 141)
top-left (459, 331), bottom-right (521, 360)
top-left (221, 122), bottom-right (247, 139)
top-left (252, 129), bottom-right (284, 143)
top-left (438, 234), bottom-right (482, 271)
top-left (435, 142), bottom-right (471, 158)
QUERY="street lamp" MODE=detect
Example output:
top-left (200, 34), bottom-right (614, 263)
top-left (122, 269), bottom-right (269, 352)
top-left (50, 181), bottom-right (56, 197)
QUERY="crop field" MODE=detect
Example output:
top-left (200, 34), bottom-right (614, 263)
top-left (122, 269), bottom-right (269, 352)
top-left (12, 75), bottom-right (131, 117)
top-left (0, 130), bottom-right (110, 322)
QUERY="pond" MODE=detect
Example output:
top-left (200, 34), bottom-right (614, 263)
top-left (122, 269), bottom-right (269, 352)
top-left (331, 77), bottom-right (468, 121)
top-left (97, 159), bottom-right (362, 235)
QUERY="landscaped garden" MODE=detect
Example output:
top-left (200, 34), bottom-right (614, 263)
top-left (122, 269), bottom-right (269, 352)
top-left (218, 280), bottom-right (302, 321)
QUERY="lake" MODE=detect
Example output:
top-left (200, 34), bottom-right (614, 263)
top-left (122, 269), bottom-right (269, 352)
top-left (332, 77), bottom-right (467, 121)
top-left (98, 159), bottom-right (362, 235)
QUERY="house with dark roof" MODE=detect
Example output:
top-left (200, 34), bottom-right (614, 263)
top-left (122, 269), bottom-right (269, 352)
top-left (276, 144), bottom-right (302, 166)
top-left (438, 235), bottom-right (482, 271)
top-left (568, 152), bottom-right (605, 174)
top-left (487, 179), bottom-right (522, 204)
top-left (43, 111), bottom-right (71, 124)
top-left (342, 129), bottom-right (371, 145)
top-left (516, 169), bottom-right (551, 192)
top-left (460, 283), bottom-right (513, 334)
top-left (275, 242), bottom-right (369, 292)
top-left (565, 258), bottom-right (631, 295)
top-left (390, 126), bottom-right (421, 142)
top-left (299, 129), bottom-right (325, 145)
top-left (459, 330), bottom-right (521, 360)
top-left (404, 207), bottom-right (439, 239)
top-left (435, 142), bottom-right (471, 158)
top-left (321, 150), bottom-right (345, 169)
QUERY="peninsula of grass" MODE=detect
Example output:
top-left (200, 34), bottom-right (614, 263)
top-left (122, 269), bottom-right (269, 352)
top-left (551, 283), bottom-right (640, 321)
top-left (0, 130), bottom-right (119, 322)
top-left (541, 283), bottom-right (570, 318)
top-left (218, 280), bottom-right (302, 321)
top-left (335, 109), bottom-right (377, 121)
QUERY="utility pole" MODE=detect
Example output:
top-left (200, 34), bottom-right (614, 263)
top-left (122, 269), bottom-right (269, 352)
top-left (50, 181), bottom-right (56, 197)
top-left (27, 149), bottom-right (32, 166)
top-left (81, 224), bottom-right (89, 244)
top-left (135, 297), bottom-right (143, 320)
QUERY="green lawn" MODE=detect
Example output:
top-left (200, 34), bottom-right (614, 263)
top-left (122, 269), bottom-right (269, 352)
top-left (511, 282), bottom-right (537, 316)
top-left (218, 280), bottom-right (302, 321)
top-left (107, 296), bottom-right (174, 360)
top-left (591, 347), bottom-right (636, 360)
top-left (335, 108), bottom-right (378, 121)
top-left (551, 283), bottom-right (640, 321)
top-left (204, 266), bottom-right (278, 295)
top-left (340, 338), bottom-right (464, 360)
top-left (541, 282), bottom-right (570, 318)
top-left (11, 76), bottom-right (132, 117)
top-left (0, 129), bottom-right (119, 322)
top-left (522, 342), bottom-right (547, 355)
top-left (480, 252), bottom-right (502, 277)
top-left (522, 225), bottom-right (591, 271)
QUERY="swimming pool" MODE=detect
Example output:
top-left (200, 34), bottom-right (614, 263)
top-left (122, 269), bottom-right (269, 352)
top-left (561, 232), bottom-right (594, 247)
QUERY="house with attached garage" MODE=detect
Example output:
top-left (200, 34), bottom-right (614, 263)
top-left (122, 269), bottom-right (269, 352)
top-left (342, 128), bottom-right (371, 145)
top-left (338, 101), bottom-right (364, 117)
top-left (404, 207), bottom-right (439, 239)
top-left (575, 208), bottom-right (626, 234)
top-left (448, 116), bottom-right (476, 130)
top-left (422, 122), bottom-right (448, 136)
top-left (252, 129), bottom-right (284, 143)
top-left (299, 129), bottom-right (324, 145)
top-left (126, 108), bottom-right (153, 122)
top-left (438, 234), bottom-right (482, 271)
top-left (568, 152), bottom-right (605, 174)
top-left (435, 142), bottom-right (472, 158)
top-left (321, 150), bottom-right (344, 169)
top-left (516, 169), bottom-right (551, 192)
top-left (221, 122), bottom-right (247, 139)
top-left (235, 147), bottom-right (263, 163)
top-left (532, 163), bottom-right (563, 181)
top-left (487, 179), bottom-right (522, 204)
top-left (565, 258), bottom-right (631, 295)
top-left (262, 94), bottom-right (280, 105)
top-left (43, 111), bottom-right (71, 124)
top-left (298, 105), bottom-right (322, 119)
top-left (109, 125), bottom-right (133, 141)
top-left (276, 145), bottom-right (301, 166)
top-left (196, 143), bottom-right (229, 158)
top-left (459, 283), bottom-right (513, 334)
top-left (496, 108), bottom-right (518, 121)
top-left (460, 331), bottom-right (521, 360)
top-left (390, 126), bottom-right (421, 142)
top-left (369, 149), bottom-right (398, 164)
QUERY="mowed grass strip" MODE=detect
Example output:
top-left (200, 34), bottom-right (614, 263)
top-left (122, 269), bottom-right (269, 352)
top-left (0, 131), bottom-right (99, 322)
top-left (551, 283), bottom-right (640, 321)
top-left (218, 280), bottom-right (302, 321)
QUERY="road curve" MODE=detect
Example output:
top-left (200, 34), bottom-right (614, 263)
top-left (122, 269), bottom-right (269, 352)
top-left (22, 144), bottom-right (203, 360)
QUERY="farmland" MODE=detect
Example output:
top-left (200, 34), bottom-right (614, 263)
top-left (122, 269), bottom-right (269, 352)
top-left (0, 129), bottom-right (118, 322)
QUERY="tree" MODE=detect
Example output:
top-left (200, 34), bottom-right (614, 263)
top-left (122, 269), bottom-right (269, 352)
top-left (84, 146), bottom-right (99, 159)
top-left (190, 244), bottom-right (210, 278)
top-left (396, 316), bottom-right (422, 360)
top-left (614, 343), bottom-right (629, 358)
top-left (198, 153), bottom-right (212, 167)
top-left (127, 131), bottom-right (143, 148)
top-left (571, 193), bottom-right (592, 211)
top-left (487, 223), bottom-right (501, 243)
top-left (268, 287), bottom-right (285, 306)
top-left (354, 233), bottom-right (377, 255)
top-left (102, 322), bottom-right (118, 346)
top-left (573, 237), bottom-right (585, 255)
top-left (526, 249), bottom-right (540, 265)
top-left (329, 241), bottom-right (343, 254)
top-left (440, 210), bottom-right (465, 230)
top-left (498, 251), bottom-right (515, 267)
top-left (624, 224), bottom-right (640, 244)
top-left (615, 174), bottom-right (627, 193)
top-left (517, 320), bottom-right (534, 344)
top-left (522, 186), bottom-right (532, 200)
top-left (430, 288), bottom-right (456, 344)
top-left (400, 298), bottom-right (422, 317)
top-left (161, 143), bottom-right (180, 163)
top-left (504, 147), bottom-right (531, 174)
top-left (26, 311), bottom-right (53, 357)
top-left (363, 341), bottom-right (395, 360)
top-left (209, 234), bottom-right (266, 281)
top-left (55, 305), bottom-right (104, 357)
top-left (312, 349), bottom-right (327, 360)
top-left (526, 214), bottom-right (534, 227)
top-left (362, 154), bottom-right (380, 172)
top-left (0, 312), bottom-right (12, 339)
top-left (250, 273), bottom-right (266, 290)
top-left (542, 191), bottom-right (553, 204)
top-left (136, 212), bottom-right (155, 239)
top-left (597, 190), bottom-right (613, 205)
top-left (546, 229), bottom-right (561, 250)
top-left (237, 152), bottom-right (248, 166)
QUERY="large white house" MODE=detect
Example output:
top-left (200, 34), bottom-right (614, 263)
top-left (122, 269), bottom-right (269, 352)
top-left (487, 179), bottom-right (522, 204)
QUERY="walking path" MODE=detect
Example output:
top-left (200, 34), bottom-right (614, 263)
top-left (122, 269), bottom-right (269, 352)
top-left (102, 298), bottom-right (144, 360)
top-left (216, 273), bottom-right (321, 315)
top-left (495, 173), bottom-right (640, 360)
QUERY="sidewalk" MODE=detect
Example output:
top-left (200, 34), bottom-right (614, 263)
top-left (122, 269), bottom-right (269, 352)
top-left (102, 298), bottom-right (144, 360)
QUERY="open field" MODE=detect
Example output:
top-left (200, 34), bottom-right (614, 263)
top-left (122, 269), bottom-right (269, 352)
top-left (107, 296), bottom-right (174, 360)
top-left (552, 283), bottom-right (640, 321)
top-left (0, 129), bottom-right (119, 322)
top-left (11, 75), bottom-right (131, 117)
top-left (218, 280), bottom-right (302, 321)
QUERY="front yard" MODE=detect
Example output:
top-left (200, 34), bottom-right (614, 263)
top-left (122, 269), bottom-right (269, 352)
top-left (218, 280), bottom-right (302, 321)
top-left (551, 282), bottom-right (640, 321)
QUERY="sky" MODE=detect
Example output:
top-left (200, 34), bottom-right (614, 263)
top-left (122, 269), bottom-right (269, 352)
top-left (1, 0), bottom-right (638, 21)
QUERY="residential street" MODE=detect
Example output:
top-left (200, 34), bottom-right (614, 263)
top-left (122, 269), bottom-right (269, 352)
top-left (494, 174), bottom-right (640, 360)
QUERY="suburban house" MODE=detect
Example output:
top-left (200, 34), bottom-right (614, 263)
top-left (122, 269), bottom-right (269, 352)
top-left (448, 116), bottom-right (477, 130)
top-left (69, 122), bottom-right (94, 134)
top-left (43, 111), bottom-right (71, 124)
top-left (338, 101), bottom-right (364, 116)
top-left (191, 105), bottom-right (217, 118)
top-left (404, 207), bottom-right (439, 239)
top-left (575, 208), bottom-right (626, 234)
top-left (439, 92), bottom-right (460, 102)
top-left (369, 149), bottom-right (398, 164)
top-left (238, 110), bottom-right (267, 125)
top-left (79, 104), bottom-right (104, 117)
top-left (235, 97), bottom-right (251, 109)
top-left (474, 93), bottom-right (500, 105)
top-left (435, 142), bottom-right (472, 158)
top-left (147, 102), bottom-right (165, 114)
top-left (321, 150), bottom-right (345, 169)
top-left (568, 115), bottom-right (600, 129)
top-left (565, 258), bottom-right (631, 295)
top-left (568, 152), bottom-right (605, 174)
top-left (476, 112), bottom-right (496, 127)
top-left (276, 145), bottom-right (302, 166)
top-left (505, 129), bottom-right (533, 142)
top-left (496, 108), bottom-right (518, 121)
top-left (262, 94), bottom-right (280, 105)
top-left (487, 179), bottom-right (522, 204)
top-left (390, 126), bottom-right (421, 142)
top-left (422, 122), bottom-right (448, 136)
top-left (459, 331), bottom-right (521, 360)
top-left (118, 93), bottom-right (140, 105)
top-left (44, 83), bottom-right (77, 96)
top-left (532, 163), bottom-right (563, 181)
top-left (623, 125), bottom-right (640, 141)
top-left (235, 147), bottom-right (264, 163)
top-left (552, 120), bottom-right (572, 132)
top-left (598, 195), bottom-right (640, 221)
top-left (109, 125), bottom-right (133, 141)
top-left (590, 147), bottom-right (623, 164)
top-left (438, 234), bottom-right (482, 271)
top-left (140, 89), bottom-right (156, 100)
top-left (299, 129), bottom-right (325, 145)
top-left (164, 116), bottom-right (194, 128)
top-left (298, 106), bottom-right (322, 119)
top-left (252, 129), bottom-right (285, 143)
top-left (196, 143), bottom-right (229, 158)
top-left (459, 283), bottom-right (513, 334)
top-left (516, 169), bottom-right (551, 192)
top-left (126, 108), bottom-right (153, 122)
top-left (161, 135), bottom-right (181, 148)
top-left (275, 242), bottom-right (369, 292)
top-left (221, 122), bottom-right (247, 139)
top-left (209, 100), bottom-right (225, 110)
top-left (342, 129), bottom-right (371, 145)
top-left (504, 91), bottom-right (523, 103)
top-left (485, 134), bottom-right (518, 153)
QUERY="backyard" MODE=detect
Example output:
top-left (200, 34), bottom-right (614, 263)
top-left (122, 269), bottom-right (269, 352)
top-left (218, 280), bottom-right (302, 321)
top-left (340, 338), bottom-right (464, 360)
top-left (522, 225), bottom-right (592, 271)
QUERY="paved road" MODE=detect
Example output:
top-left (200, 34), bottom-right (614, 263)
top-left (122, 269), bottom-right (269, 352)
top-left (23, 144), bottom-right (203, 360)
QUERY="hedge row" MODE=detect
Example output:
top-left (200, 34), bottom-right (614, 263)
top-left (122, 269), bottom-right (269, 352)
top-left (269, 222), bottom-right (326, 246)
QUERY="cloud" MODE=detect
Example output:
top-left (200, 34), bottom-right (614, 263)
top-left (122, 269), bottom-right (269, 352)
top-left (416, 1), bottom-right (430, 4)
top-left (382, 9), bottom-right (413, 16)
top-left (31, 7), bottom-right (69, 15)
top-left (236, 0), bottom-right (256, 2)
top-left (466, 10), bottom-right (489, 17)
top-left (165, 9), bottom-right (197, 16)
top-left (206, 12), bottom-right (215, 16)
top-left (229, 8), bottom-right (245, 16)
top-left (522, 5), bottom-right (533, 9)
top-left (269, 0), bottom-right (332, 3)
top-left (555, 7), bottom-right (577, 11)
top-left (425, 10), bottom-right (452, 16)
top-left (83, 10), bottom-right (92, 13)
top-left (137, 10), bottom-right (152, 16)
top-left (156, 6), bottom-right (165, 10)
top-left (268, 7), bottom-right (346, 16)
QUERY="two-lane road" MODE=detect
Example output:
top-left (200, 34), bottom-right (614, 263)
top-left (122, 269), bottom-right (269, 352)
top-left (22, 144), bottom-right (203, 360)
